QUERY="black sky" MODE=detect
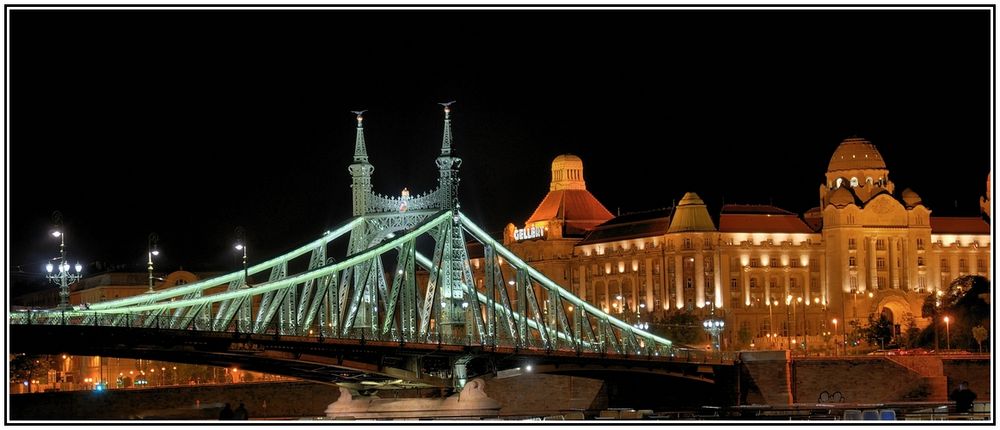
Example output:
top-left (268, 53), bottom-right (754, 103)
top-left (8, 7), bottom-right (994, 284)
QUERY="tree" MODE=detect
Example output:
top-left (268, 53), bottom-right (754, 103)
top-left (10, 354), bottom-right (55, 393)
top-left (737, 324), bottom-right (753, 349)
top-left (972, 325), bottom-right (988, 353)
top-left (658, 311), bottom-right (702, 345)
top-left (900, 313), bottom-right (921, 348)
top-left (861, 314), bottom-right (893, 349)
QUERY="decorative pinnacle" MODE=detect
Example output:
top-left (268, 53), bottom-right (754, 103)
top-left (438, 101), bottom-right (455, 156)
top-left (352, 109), bottom-right (367, 127)
top-left (439, 100), bottom-right (455, 119)
top-left (351, 109), bottom-right (369, 163)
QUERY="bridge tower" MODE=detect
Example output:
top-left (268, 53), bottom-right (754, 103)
top-left (348, 111), bottom-right (374, 217)
top-left (342, 104), bottom-right (474, 342)
top-left (433, 102), bottom-right (468, 338)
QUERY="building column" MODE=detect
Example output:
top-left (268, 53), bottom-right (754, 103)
top-left (804, 261), bottom-right (812, 304)
top-left (783, 267), bottom-right (791, 298)
top-left (660, 254), bottom-right (669, 310)
top-left (695, 252), bottom-right (705, 308)
top-left (867, 236), bottom-right (877, 290)
top-left (742, 266), bottom-right (750, 306)
top-left (901, 240), bottom-right (911, 291)
top-left (888, 237), bottom-right (898, 289)
top-left (818, 252), bottom-right (827, 302)
top-left (604, 279), bottom-right (610, 311)
top-left (631, 275), bottom-right (639, 313)
top-left (713, 250), bottom-right (723, 308)
top-left (644, 257), bottom-right (654, 310)
top-left (764, 268), bottom-right (771, 305)
top-left (674, 254), bottom-right (684, 309)
top-left (950, 253), bottom-right (960, 281)
top-left (578, 265), bottom-right (587, 301)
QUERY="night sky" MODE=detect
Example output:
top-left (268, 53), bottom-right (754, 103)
top-left (8, 7), bottom-right (993, 291)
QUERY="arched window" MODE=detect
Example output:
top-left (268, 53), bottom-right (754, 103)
top-left (866, 177), bottom-right (873, 187)
top-left (850, 177), bottom-right (859, 187)
top-left (835, 178), bottom-right (843, 188)
top-left (686, 277), bottom-right (693, 289)
top-left (750, 278), bottom-right (758, 289)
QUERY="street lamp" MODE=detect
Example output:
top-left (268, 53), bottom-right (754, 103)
top-left (702, 302), bottom-right (725, 356)
top-left (797, 296), bottom-right (806, 356)
top-left (832, 318), bottom-right (839, 356)
top-left (147, 233), bottom-right (160, 293)
top-left (944, 316), bottom-right (951, 351)
top-left (45, 213), bottom-right (83, 310)
top-left (785, 295), bottom-right (793, 351)
top-left (766, 297), bottom-right (775, 349)
top-left (235, 226), bottom-right (248, 284)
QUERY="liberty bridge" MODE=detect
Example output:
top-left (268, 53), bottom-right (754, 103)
top-left (9, 104), bottom-right (737, 401)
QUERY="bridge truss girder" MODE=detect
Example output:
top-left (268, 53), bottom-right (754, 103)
top-left (12, 210), bottom-right (679, 387)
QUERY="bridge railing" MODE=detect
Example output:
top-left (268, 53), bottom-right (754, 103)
top-left (10, 310), bottom-right (742, 365)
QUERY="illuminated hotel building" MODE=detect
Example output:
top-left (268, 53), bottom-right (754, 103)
top-left (497, 138), bottom-right (990, 349)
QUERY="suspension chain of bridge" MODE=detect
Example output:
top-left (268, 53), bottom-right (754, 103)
top-left (10, 104), bottom-right (678, 367)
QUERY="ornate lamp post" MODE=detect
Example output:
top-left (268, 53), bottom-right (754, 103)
top-left (832, 318), bottom-right (840, 356)
top-left (702, 303), bottom-right (725, 356)
top-left (944, 315), bottom-right (951, 351)
top-left (147, 233), bottom-right (160, 293)
top-left (234, 226), bottom-right (248, 284)
top-left (45, 213), bottom-right (83, 310)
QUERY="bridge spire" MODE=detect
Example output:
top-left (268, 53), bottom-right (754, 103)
top-left (351, 110), bottom-right (369, 162)
top-left (348, 110), bottom-right (374, 217)
top-left (435, 101), bottom-right (461, 209)
top-left (439, 101), bottom-right (454, 156)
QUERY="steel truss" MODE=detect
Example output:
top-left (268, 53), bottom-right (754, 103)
top-left (12, 210), bottom-right (674, 357)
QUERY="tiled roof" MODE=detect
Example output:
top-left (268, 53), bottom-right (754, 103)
top-left (930, 217), bottom-right (990, 235)
top-left (578, 209), bottom-right (672, 245)
top-left (667, 192), bottom-right (716, 233)
top-left (719, 214), bottom-right (814, 233)
top-left (721, 204), bottom-right (796, 215)
top-left (803, 207), bottom-right (823, 232)
top-left (526, 189), bottom-right (614, 236)
top-left (828, 136), bottom-right (887, 172)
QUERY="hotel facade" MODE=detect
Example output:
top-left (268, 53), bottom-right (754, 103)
top-left (493, 138), bottom-right (990, 351)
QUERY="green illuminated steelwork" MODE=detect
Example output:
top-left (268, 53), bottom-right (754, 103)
top-left (10, 105), bottom-right (684, 390)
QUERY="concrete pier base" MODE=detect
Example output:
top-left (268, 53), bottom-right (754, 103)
top-left (325, 378), bottom-right (501, 419)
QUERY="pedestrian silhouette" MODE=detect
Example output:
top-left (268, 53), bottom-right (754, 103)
top-left (951, 381), bottom-right (977, 413)
top-left (219, 403), bottom-right (234, 420)
top-left (233, 402), bottom-right (249, 420)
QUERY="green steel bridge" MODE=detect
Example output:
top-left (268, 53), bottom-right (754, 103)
top-left (10, 105), bottom-right (738, 393)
